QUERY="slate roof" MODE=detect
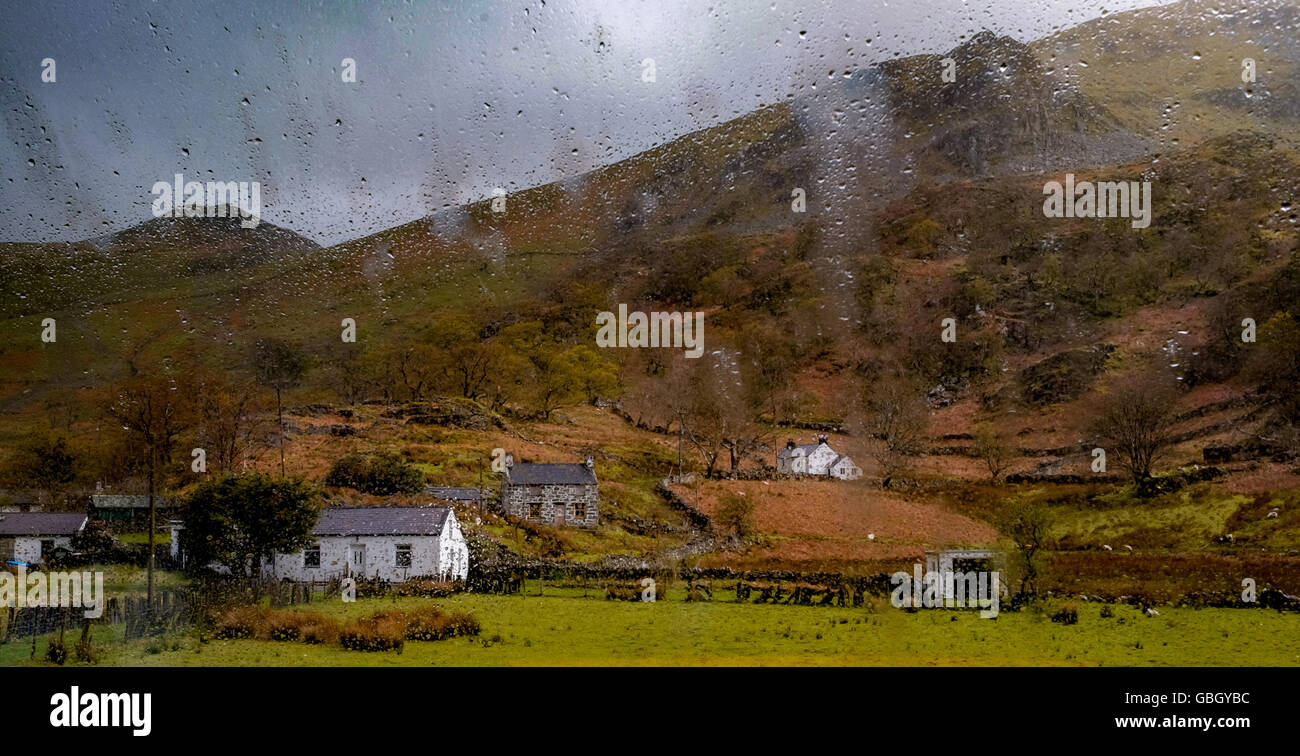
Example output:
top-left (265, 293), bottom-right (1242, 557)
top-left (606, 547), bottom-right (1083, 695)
top-left (0, 512), bottom-right (88, 536)
top-left (777, 441), bottom-right (830, 459)
top-left (312, 507), bottom-right (451, 537)
top-left (505, 463), bottom-right (597, 486)
top-left (425, 486), bottom-right (486, 502)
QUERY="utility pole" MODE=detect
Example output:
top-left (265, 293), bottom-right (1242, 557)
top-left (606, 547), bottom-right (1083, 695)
top-left (147, 445), bottom-right (156, 613)
top-left (676, 410), bottom-right (684, 482)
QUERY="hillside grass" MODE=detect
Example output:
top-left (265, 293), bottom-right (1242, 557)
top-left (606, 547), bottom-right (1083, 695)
top-left (5, 592), bottom-right (1296, 667)
top-left (1041, 483), bottom-right (1300, 552)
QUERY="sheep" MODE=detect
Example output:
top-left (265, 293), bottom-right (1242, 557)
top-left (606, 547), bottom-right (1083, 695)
top-left (1103, 544), bottom-right (1113, 551)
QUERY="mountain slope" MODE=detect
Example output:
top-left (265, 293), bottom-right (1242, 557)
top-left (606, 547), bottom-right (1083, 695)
top-left (1, 0), bottom-right (1297, 445)
top-left (1031, 0), bottom-right (1300, 148)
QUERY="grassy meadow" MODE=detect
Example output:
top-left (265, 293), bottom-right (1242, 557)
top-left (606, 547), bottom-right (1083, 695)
top-left (4, 590), bottom-right (1297, 667)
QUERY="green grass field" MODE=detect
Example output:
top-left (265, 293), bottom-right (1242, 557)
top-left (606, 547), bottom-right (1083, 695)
top-left (5, 591), bottom-right (1298, 667)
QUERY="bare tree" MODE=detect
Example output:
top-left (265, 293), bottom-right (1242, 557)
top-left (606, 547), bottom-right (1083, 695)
top-left (328, 346), bottom-right (376, 406)
top-left (716, 492), bottom-right (756, 539)
top-left (107, 373), bottom-right (196, 606)
top-left (9, 435), bottom-right (77, 510)
top-left (196, 374), bottom-right (265, 473)
top-left (253, 337), bottom-right (307, 476)
top-left (1091, 373), bottom-right (1180, 486)
top-left (1001, 500), bottom-right (1051, 599)
top-left (391, 342), bottom-right (437, 401)
top-left (862, 377), bottom-right (928, 482)
top-left (664, 356), bottom-right (756, 478)
top-left (972, 423), bottom-right (1014, 482)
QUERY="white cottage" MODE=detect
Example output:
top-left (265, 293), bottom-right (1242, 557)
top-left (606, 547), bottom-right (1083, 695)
top-left (0, 512), bottom-right (87, 565)
top-left (776, 436), bottom-right (862, 480)
top-left (266, 506), bottom-right (469, 582)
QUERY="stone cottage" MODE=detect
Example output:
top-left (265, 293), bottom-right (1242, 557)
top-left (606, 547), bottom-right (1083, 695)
top-left (776, 435), bottom-right (862, 480)
top-left (500, 455), bottom-right (599, 527)
top-left (0, 512), bottom-right (87, 565)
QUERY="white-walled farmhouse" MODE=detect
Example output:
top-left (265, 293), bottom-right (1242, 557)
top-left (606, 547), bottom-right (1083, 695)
top-left (267, 506), bottom-right (468, 582)
top-left (0, 512), bottom-right (86, 565)
top-left (776, 436), bottom-right (862, 480)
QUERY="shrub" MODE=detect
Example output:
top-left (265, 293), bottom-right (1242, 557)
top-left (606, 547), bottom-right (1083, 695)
top-left (339, 615), bottom-right (406, 652)
top-left (214, 606), bottom-right (341, 643)
top-left (356, 577), bottom-right (456, 599)
top-left (211, 604), bottom-right (473, 650)
top-left (267, 611), bottom-right (331, 642)
top-left (300, 620), bottom-right (339, 645)
top-left (325, 452), bottom-right (424, 495)
top-left (45, 635), bottom-right (68, 665)
top-left (73, 622), bottom-right (95, 664)
top-left (213, 606), bottom-right (262, 640)
top-left (400, 607), bottom-right (449, 641)
top-left (371, 606), bottom-right (481, 641)
top-left (267, 618), bottom-right (301, 642)
top-left (393, 578), bottom-right (457, 598)
top-left (443, 612), bottom-right (481, 638)
top-left (605, 584), bottom-right (639, 601)
top-left (1051, 603), bottom-right (1080, 625)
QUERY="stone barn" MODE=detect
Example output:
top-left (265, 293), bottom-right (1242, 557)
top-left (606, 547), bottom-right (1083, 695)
top-left (500, 455), bottom-right (599, 528)
top-left (924, 549), bottom-right (1007, 604)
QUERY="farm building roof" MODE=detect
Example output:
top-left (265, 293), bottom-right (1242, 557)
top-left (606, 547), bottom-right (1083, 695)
top-left (0, 512), bottom-right (88, 536)
top-left (777, 439), bottom-right (833, 459)
top-left (312, 507), bottom-right (451, 537)
top-left (505, 462), bottom-right (597, 486)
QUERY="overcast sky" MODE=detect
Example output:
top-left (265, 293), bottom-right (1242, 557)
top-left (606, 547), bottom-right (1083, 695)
top-left (0, 0), bottom-right (1175, 245)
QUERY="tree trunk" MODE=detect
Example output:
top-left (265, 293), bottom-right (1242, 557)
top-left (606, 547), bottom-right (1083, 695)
top-left (147, 454), bottom-right (156, 614)
top-left (276, 386), bottom-right (285, 477)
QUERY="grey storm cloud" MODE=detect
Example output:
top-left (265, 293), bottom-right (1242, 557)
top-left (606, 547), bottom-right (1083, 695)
top-left (0, 0), bottom-right (1173, 245)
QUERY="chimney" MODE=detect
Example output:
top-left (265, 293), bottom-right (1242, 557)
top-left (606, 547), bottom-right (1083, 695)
top-left (584, 455), bottom-right (594, 469)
